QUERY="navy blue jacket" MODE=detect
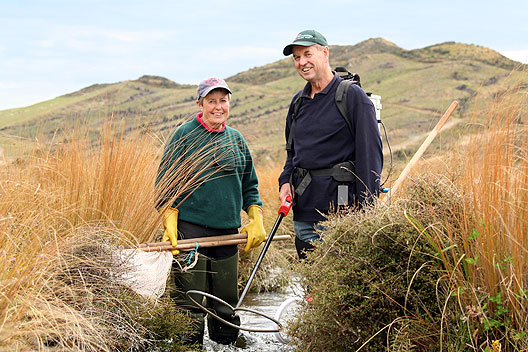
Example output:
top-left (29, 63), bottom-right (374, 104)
top-left (278, 73), bottom-right (383, 222)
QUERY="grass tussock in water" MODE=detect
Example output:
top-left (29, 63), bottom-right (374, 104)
top-left (288, 70), bottom-right (528, 352)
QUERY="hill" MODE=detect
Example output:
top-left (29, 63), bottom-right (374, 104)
top-left (0, 38), bottom-right (525, 165)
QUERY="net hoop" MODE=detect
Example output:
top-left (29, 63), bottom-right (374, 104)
top-left (186, 290), bottom-right (283, 333)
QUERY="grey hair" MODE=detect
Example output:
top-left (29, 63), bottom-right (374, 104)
top-left (197, 89), bottom-right (231, 105)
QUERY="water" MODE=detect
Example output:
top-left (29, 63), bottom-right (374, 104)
top-left (202, 287), bottom-right (303, 352)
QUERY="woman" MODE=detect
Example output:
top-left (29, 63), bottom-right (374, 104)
top-left (155, 77), bottom-right (266, 347)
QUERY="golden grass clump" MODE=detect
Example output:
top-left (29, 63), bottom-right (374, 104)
top-left (0, 119), bottom-right (221, 350)
top-left (453, 71), bottom-right (528, 349)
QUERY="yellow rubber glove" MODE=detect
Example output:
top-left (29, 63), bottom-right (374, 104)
top-left (241, 205), bottom-right (266, 252)
top-left (162, 208), bottom-right (179, 255)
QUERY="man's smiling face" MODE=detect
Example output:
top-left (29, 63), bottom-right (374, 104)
top-left (292, 44), bottom-right (329, 83)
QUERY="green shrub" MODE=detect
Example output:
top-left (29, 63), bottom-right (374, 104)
top-left (288, 175), bottom-right (465, 351)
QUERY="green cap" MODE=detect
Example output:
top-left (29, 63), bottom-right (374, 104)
top-left (283, 29), bottom-right (328, 56)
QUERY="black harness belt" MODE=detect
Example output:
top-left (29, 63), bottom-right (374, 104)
top-left (291, 161), bottom-right (356, 197)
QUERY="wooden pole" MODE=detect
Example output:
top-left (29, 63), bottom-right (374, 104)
top-left (134, 234), bottom-right (292, 252)
top-left (137, 233), bottom-right (246, 249)
top-left (381, 101), bottom-right (458, 205)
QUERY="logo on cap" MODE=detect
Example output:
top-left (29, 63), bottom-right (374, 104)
top-left (204, 78), bottom-right (221, 87)
top-left (296, 34), bottom-right (314, 40)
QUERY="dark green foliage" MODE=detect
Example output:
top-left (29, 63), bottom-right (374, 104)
top-left (288, 176), bottom-right (465, 352)
top-left (134, 296), bottom-right (198, 352)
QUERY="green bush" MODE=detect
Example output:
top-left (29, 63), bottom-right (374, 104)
top-left (288, 176), bottom-right (466, 351)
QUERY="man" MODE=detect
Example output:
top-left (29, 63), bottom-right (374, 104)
top-left (278, 29), bottom-right (383, 259)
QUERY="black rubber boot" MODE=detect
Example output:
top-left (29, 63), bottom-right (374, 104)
top-left (295, 236), bottom-right (315, 260)
top-left (171, 255), bottom-right (207, 347)
top-left (207, 252), bottom-right (241, 345)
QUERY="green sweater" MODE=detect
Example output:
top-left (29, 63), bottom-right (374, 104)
top-left (155, 116), bottom-right (262, 229)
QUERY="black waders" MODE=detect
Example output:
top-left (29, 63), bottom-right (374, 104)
top-left (171, 252), bottom-right (240, 347)
top-left (295, 236), bottom-right (315, 260)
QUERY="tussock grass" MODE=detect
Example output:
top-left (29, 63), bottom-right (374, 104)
top-left (0, 116), bottom-right (297, 350)
top-left (453, 71), bottom-right (528, 350)
top-left (0, 119), bottom-right (222, 350)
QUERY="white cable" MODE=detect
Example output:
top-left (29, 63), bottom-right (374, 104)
top-left (273, 296), bottom-right (303, 344)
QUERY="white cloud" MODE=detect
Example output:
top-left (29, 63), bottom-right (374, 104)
top-left (501, 50), bottom-right (528, 64)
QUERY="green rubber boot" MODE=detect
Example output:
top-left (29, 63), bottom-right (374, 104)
top-left (171, 255), bottom-right (207, 346)
top-left (207, 252), bottom-right (241, 345)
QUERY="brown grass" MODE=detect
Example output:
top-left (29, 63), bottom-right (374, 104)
top-left (457, 73), bottom-right (528, 345)
top-left (394, 70), bottom-right (528, 350)
top-left (0, 118), bottom-right (221, 350)
top-left (0, 116), bottom-right (297, 349)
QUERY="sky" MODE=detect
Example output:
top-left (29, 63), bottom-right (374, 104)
top-left (1, 0), bottom-right (527, 110)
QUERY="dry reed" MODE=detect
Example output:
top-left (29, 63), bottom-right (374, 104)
top-left (0, 117), bottom-right (222, 350)
top-left (456, 72), bottom-right (528, 347)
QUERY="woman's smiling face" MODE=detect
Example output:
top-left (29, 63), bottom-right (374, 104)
top-left (197, 89), bottom-right (230, 130)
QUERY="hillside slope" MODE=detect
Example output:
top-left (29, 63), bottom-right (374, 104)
top-left (0, 38), bottom-right (525, 164)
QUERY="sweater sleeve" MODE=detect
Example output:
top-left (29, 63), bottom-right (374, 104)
top-left (350, 86), bottom-right (383, 205)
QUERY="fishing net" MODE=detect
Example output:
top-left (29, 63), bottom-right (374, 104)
top-left (114, 248), bottom-right (173, 299)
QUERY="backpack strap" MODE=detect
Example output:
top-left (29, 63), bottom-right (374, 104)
top-left (286, 94), bottom-right (303, 160)
top-left (287, 75), bottom-right (360, 159)
top-left (334, 80), bottom-right (355, 134)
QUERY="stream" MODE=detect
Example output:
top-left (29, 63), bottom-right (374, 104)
top-left (202, 286), bottom-right (302, 352)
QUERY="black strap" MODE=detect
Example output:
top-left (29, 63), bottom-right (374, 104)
top-left (285, 69), bottom-right (371, 199)
top-left (286, 95), bottom-right (303, 160)
top-left (293, 161), bottom-right (356, 196)
top-left (334, 80), bottom-right (354, 133)
top-left (287, 68), bottom-right (361, 161)
top-left (287, 79), bottom-right (358, 161)
top-left (286, 76), bottom-right (361, 198)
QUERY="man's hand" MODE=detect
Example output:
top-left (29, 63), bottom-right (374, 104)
top-left (279, 183), bottom-right (293, 204)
